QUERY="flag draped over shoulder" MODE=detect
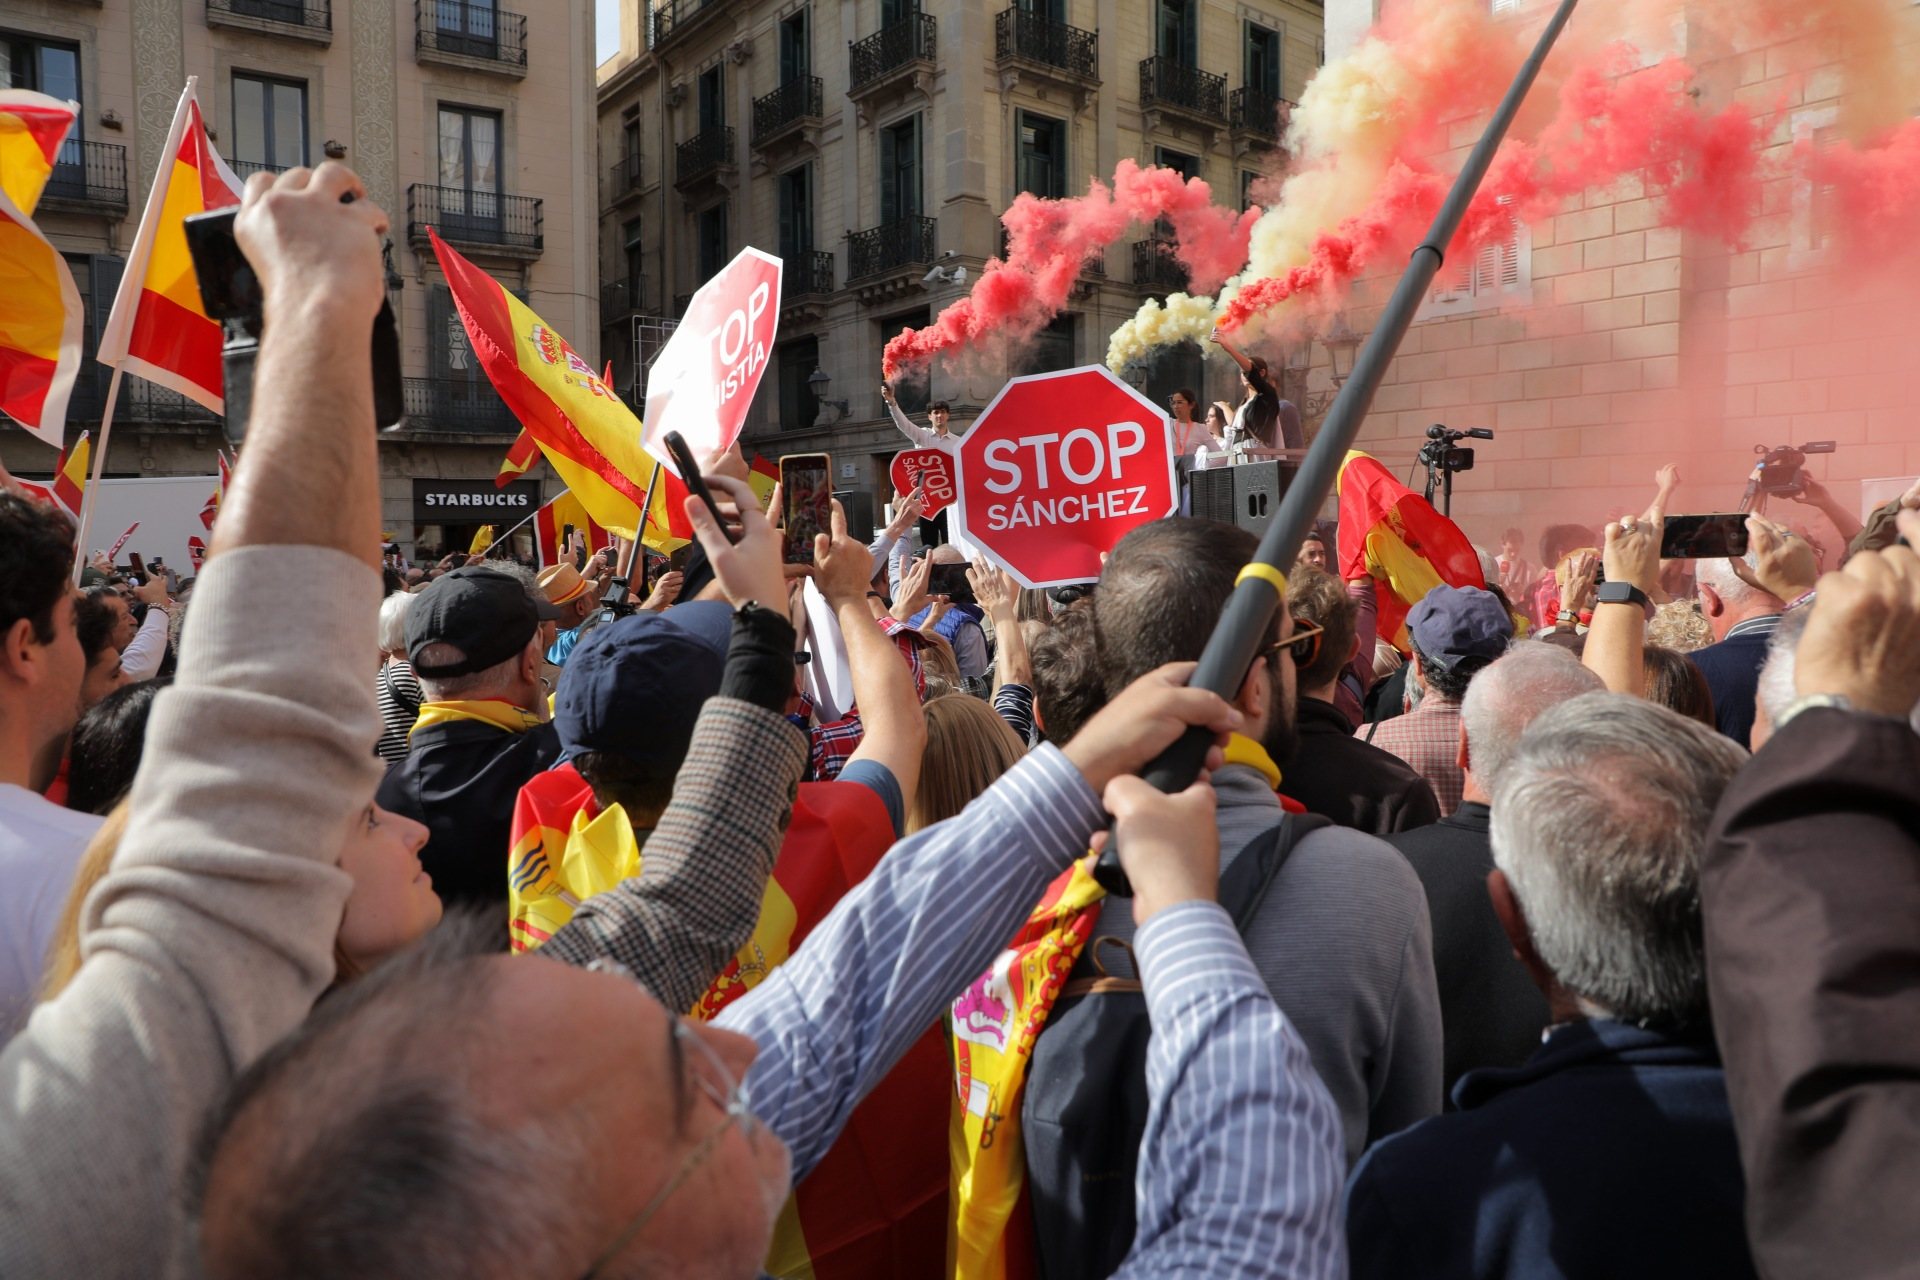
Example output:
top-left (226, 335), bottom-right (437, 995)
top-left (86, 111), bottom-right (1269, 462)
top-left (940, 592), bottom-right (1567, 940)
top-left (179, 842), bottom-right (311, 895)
top-left (430, 230), bottom-right (691, 551)
top-left (0, 91), bottom-right (84, 447)
top-left (506, 765), bottom-right (950, 1279)
top-left (533, 489), bottom-right (611, 568)
top-left (95, 80), bottom-right (244, 413)
top-left (1337, 449), bottom-right (1485, 651)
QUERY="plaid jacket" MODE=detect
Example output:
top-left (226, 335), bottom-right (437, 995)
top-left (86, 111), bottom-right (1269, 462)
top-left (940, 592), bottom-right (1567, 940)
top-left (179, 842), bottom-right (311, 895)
top-left (542, 698), bottom-right (808, 1013)
top-left (796, 615), bottom-right (927, 782)
top-left (1358, 696), bottom-right (1466, 817)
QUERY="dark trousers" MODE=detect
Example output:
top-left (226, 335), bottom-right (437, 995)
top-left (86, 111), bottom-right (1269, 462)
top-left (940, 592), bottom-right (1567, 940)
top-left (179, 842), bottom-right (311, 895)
top-left (918, 508), bottom-right (950, 547)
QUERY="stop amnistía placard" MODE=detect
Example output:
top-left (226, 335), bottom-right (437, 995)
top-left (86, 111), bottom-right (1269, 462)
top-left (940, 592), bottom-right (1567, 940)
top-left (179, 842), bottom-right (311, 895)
top-left (642, 247), bottom-right (782, 469)
top-left (954, 365), bottom-right (1177, 588)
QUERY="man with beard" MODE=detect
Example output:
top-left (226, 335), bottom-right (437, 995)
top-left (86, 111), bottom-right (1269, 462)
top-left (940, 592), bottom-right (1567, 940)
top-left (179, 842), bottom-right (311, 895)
top-left (1071, 519), bottom-right (1443, 1163)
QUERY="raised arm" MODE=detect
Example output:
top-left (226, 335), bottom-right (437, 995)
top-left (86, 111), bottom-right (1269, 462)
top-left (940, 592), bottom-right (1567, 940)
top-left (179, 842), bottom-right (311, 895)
top-left (118, 579), bottom-right (172, 681)
top-left (1584, 489), bottom-right (1664, 696)
top-left (970, 559), bottom-right (1030, 693)
top-left (1210, 326), bottom-right (1253, 374)
top-left (0, 163), bottom-right (391, 1275)
top-left (881, 381), bottom-right (941, 450)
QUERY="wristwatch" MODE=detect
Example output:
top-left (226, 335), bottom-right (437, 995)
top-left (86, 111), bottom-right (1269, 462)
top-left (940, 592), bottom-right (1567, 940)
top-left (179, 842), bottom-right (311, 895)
top-left (1595, 580), bottom-right (1654, 619)
top-left (1774, 693), bottom-right (1853, 732)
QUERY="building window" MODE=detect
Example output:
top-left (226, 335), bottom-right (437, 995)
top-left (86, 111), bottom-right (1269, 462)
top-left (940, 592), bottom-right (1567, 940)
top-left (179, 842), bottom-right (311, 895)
top-left (1017, 111), bottom-right (1067, 199)
top-left (879, 113), bottom-right (922, 224)
top-left (1016, 315), bottom-right (1076, 376)
top-left (1490, 0), bottom-right (1519, 14)
top-left (778, 336), bottom-right (821, 430)
top-left (3, 34), bottom-right (83, 178)
top-left (880, 0), bottom-right (920, 25)
top-left (431, 0), bottom-right (500, 58)
top-left (778, 164), bottom-right (814, 260)
top-left (438, 105), bottom-right (502, 231)
top-left (1015, 0), bottom-right (1066, 18)
top-left (1240, 169), bottom-right (1259, 212)
top-left (1245, 22), bottom-right (1281, 97)
top-left (881, 308), bottom-right (931, 412)
top-left (697, 65), bottom-right (724, 130)
top-left (1154, 146), bottom-right (1196, 180)
top-left (1428, 198), bottom-right (1530, 315)
top-left (232, 74), bottom-right (307, 174)
top-left (623, 216), bottom-right (643, 298)
top-left (778, 8), bottom-right (810, 82)
top-left (621, 114), bottom-right (640, 166)
top-left (697, 203), bottom-right (729, 278)
top-left (1157, 0), bottom-right (1196, 65)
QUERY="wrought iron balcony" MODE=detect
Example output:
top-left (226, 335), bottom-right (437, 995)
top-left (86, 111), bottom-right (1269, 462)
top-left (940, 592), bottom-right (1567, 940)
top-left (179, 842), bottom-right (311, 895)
top-left (1230, 87), bottom-right (1292, 141)
top-left (787, 249), bottom-right (835, 298)
top-left (402, 377), bottom-right (520, 434)
top-left (1140, 56), bottom-right (1227, 125)
top-left (847, 215), bottom-right (936, 282)
top-left (229, 159), bottom-right (292, 180)
top-left (1133, 238), bottom-right (1189, 294)
top-left (676, 126), bottom-right (736, 187)
top-left (39, 140), bottom-right (128, 214)
top-left (753, 76), bottom-right (823, 148)
top-left (647, 0), bottom-right (726, 49)
top-left (207, 0), bottom-right (332, 40)
top-left (850, 13), bottom-right (936, 98)
top-left (606, 154), bottom-right (644, 203)
top-left (994, 8), bottom-right (1097, 81)
top-left (407, 183), bottom-right (544, 257)
top-left (601, 281), bottom-right (640, 325)
top-left (415, 0), bottom-right (528, 72)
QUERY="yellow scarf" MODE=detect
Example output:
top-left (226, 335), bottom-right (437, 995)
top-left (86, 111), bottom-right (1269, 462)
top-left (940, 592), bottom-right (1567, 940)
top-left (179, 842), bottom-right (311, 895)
top-left (1222, 732), bottom-right (1282, 790)
top-left (410, 699), bottom-right (544, 737)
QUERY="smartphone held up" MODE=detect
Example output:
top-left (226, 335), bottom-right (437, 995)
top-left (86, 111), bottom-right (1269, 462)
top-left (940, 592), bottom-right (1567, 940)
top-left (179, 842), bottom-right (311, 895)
top-left (1660, 514), bottom-right (1751, 561)
top-left (780, 453), bottom-right (833, 564)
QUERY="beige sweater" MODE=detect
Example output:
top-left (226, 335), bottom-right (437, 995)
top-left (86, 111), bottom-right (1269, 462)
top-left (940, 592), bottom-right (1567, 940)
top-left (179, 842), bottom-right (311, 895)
top-left (0, 546), bottom-right (381, 1278)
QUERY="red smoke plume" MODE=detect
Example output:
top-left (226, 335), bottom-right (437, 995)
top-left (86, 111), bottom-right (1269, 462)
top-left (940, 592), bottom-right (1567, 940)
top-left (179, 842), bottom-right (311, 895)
top-left (880, 160), bottom-right (1259, 379)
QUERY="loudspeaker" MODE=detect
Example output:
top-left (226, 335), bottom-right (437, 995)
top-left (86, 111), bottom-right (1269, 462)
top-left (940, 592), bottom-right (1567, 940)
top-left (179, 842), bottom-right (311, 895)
top-left (1187, 460), bottom-right (1291, 536)
top-left (833, 490), bottom-right (875, 544)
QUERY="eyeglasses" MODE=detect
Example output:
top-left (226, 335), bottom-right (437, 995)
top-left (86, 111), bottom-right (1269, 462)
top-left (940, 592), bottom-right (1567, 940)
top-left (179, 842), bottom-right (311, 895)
top-left (579, 962), bottom-right (757, 1279)
top-left (1257, 619), bottom-right (1326, 670)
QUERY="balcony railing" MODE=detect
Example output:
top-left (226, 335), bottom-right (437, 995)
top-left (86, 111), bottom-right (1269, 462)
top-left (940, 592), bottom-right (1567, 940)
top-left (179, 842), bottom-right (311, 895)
top-left (207, 0), bottom-right (331, 36)
top-left (994, 8), bottom-right (1097, 80)
top-left (229, 159), bottom-right (292, 180)
top-left (407, 184), bottom-right (544, 254)
top-left (607, 153), bottom-right (644, 202)
top-left (647, 0), bottom-right (725, 48)
top-left (850, 13), bottom-right (936, 97)
top-left (402, 377), bottom-right (520, 434)
top-left (415, 0), bottom-right (528, 69)
top-left (1133, 238), bottom-right (1189, 294)
top-left (753, 76), bottom-right (823, 147)
top-left (676, 126), bottom-right (735, 186)
top-left (65, 371), bottom-right (216, 427)
top-left (601, 281), bottom-right (640, 325)
top-left (1140, 56), bottom-right (1227, 124)
top-left (40, 139), bottom-right (128, 212)
top-left (787, 249), bottom-right (836, 297)
top-left (848, 215), bottom-right (936, 282)
top-left (1230, 87), bottom-right (1291, 140)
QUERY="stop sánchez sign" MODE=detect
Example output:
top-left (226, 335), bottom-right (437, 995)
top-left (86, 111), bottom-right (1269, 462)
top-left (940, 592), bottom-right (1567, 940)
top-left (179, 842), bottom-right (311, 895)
top-left (954, 365), bottom-right (1177, 588)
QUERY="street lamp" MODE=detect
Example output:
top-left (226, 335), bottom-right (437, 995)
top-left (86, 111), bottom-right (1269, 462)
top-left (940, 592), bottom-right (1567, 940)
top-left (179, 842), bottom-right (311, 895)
top-left (1322, 312), bottom-right (1361, 387)
top-left (807, 366), bottom-right (848, 426)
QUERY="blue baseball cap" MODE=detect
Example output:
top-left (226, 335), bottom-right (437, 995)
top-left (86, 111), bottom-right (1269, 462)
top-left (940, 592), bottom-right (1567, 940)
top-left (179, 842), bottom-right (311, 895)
top-left (1407, 585), bottom-right (1513, 672)
top-left (552, 600), bottom-right (733, 767)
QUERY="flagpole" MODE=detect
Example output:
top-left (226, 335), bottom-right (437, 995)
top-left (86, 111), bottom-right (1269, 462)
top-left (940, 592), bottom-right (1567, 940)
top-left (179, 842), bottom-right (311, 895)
top-left (70, 365), bottom-right (125, 583)
top-left (480, 505), bottom-right (543, 558)
top-left (627, 461), bottom-right (664, 598)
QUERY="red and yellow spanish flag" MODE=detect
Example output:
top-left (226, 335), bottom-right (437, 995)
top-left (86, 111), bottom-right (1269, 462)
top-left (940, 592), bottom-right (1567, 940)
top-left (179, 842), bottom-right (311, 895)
top-left (198, 449), bottom-right (231, 530)
top-left (748, 450), bottom-right (780, 511)
top-left (96, 79), bottom-right (244, 413)
top-left (495, 425), bottom-right (539, 488)
top-left (506, 765), bottom-right (950, 1279)
top-left (0, 91), bottom-right (84, 448)
top-left (533, 488), bottom-right (611, 568)
top-left (50, 430), bottom-right (88, 516)
top-left (432, 229), bottom-right (692, 553)
top-left (1337, 449), bottom-right (1485, 651)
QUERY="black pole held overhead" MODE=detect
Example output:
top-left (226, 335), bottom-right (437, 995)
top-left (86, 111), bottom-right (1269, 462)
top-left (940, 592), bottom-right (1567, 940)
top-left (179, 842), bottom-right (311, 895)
top-left (1094, 0), bottom-right (1584, 896)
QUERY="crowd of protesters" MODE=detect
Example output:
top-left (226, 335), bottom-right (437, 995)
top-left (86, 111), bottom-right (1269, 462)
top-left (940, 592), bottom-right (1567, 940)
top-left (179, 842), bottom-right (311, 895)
top-left (3, 162), bottom-right (1920, 1280)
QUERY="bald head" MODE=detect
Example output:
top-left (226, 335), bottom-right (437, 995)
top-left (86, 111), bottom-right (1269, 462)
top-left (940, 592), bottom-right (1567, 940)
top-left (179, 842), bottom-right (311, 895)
top-left (1459, 641), bottom-right (1605, 792)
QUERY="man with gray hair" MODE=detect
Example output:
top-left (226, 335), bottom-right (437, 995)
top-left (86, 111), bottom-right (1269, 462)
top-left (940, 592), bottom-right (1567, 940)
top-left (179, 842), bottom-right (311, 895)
top-left (1348, 694), bottom-right (1758, 1279)
top-left (1385, 641), bottom-right (1603, 1097)
top-left (1691, 553), bottom-right (1784, 746)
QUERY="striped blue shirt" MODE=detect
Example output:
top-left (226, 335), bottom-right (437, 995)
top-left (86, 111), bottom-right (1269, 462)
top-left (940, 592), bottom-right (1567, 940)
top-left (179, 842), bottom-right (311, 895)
top-left (716, 744), bottom-right (1346, 1276)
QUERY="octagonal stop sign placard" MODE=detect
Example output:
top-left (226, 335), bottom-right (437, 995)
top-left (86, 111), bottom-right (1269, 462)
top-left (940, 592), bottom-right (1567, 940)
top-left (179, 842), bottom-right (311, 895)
top-left (955, 365), bottom-right (1177, 588)
top-left (888, 449), bottom-right (957, 518)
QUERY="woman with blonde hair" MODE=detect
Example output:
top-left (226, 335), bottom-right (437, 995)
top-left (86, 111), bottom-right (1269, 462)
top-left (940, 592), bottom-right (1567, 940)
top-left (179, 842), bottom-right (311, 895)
top-left (907, 693), bottom-right (1026, 834)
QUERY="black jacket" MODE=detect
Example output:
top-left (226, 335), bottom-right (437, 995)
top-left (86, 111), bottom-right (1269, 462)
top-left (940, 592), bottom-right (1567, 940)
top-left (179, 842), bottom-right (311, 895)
top-left (1385, 802), bottom-right (1548, 1097)
top-left (376, 717), bottom-right (563, 913)
top-left (1285, 696), bottom-right (1440, 836)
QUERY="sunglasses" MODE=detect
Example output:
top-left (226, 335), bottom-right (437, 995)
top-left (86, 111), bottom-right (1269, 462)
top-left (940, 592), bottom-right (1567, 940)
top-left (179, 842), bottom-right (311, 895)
top-left (1256, 619), bottom-right (1325, 670)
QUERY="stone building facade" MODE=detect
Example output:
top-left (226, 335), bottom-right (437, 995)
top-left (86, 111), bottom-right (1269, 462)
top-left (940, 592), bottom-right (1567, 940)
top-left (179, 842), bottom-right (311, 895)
top-left (1, 0), bottom-right (597, 560)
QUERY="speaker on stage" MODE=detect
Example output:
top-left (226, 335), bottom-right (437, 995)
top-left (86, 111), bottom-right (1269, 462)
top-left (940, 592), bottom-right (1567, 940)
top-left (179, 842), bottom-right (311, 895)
top-left (1186, 460), bottom-right (1291, 536)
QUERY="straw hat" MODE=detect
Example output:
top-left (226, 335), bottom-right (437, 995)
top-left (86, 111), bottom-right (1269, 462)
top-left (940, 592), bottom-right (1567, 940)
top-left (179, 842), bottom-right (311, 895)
top-left (537, 562), bottom-right (589, 607)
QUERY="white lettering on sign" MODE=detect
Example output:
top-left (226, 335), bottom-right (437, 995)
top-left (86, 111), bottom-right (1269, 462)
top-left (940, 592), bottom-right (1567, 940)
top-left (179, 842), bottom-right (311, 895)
top-left (422, 492), bottom-right (531, 509)
top-left (984, 485), bottom-right (1152, 530)
top-left (982, 423), bottom-right (1148, 495)
top-left (710, 281), bottom-right (772, 409)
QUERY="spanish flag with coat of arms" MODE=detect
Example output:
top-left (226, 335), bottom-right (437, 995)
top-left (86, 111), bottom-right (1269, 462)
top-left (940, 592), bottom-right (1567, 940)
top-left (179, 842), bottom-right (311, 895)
top-left (1337, 449), bottom-right (1485, 651)
top-left (431, 230), bottom-right (691, 552)
top-left (95, 79), bottom-right (244, 413)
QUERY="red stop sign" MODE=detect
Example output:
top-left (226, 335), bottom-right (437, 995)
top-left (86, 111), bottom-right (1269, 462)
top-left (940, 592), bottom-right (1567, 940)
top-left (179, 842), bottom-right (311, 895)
top-left (955, 366), bottom-right (1177, 587)
top-left (642, 247), bottom-right (783, 468)
top-left (889, 448), bottom-right (957, 517)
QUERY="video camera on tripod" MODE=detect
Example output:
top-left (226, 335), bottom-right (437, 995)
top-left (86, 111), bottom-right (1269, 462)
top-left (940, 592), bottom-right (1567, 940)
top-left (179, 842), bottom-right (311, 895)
top-left (1419, 424), bottom-right (1494, 515)
top-left (1741, 440), bottom-right (1837, 509)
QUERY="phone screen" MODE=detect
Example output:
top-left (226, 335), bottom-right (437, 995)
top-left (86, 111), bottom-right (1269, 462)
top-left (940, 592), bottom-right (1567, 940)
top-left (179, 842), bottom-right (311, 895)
top-left (780, 454), bottom-right (833, 565)
top-left (1661, 514), bottom-right (1751, 560)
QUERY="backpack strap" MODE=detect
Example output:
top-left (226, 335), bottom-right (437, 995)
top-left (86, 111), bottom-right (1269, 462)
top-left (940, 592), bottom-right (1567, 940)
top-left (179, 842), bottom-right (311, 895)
top-left (1216, 811), bottom-right (1334, 933)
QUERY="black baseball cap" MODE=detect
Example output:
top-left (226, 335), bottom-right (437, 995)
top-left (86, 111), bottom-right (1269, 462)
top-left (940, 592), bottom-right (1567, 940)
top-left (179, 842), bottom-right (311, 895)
top-left (552, 601), bottom-right (732, 767)
top-left (406, 566), bottom-right (567, 678)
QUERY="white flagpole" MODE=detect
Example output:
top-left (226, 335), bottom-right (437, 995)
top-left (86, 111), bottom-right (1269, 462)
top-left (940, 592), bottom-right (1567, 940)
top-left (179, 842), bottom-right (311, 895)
top-left (69, 366), bottom-right (124, 583)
